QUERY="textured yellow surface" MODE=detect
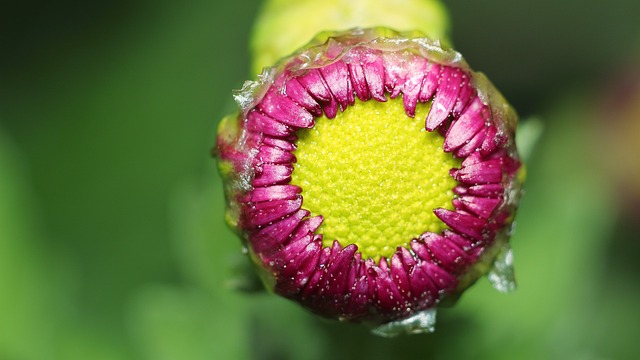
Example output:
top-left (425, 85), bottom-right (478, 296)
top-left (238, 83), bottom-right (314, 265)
top-left (291, 97), bottom-right (460, 261)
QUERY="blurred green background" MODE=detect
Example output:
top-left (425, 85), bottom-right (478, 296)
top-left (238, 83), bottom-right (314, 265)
top-left (2, 0), bottom-right (640, 359)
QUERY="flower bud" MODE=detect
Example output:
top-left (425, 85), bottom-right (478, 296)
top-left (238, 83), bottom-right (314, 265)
top-left (216, 28), bottom-right (522, 332)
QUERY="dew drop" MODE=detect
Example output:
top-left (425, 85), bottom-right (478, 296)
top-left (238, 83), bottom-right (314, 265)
top-left (370, 308), bottom-right (437, 337)
top-left (487, 243), bottom-right (516, 293)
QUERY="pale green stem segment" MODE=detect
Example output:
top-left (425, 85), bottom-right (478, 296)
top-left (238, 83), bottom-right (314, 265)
top-left (250, 0), bottom-right (450, 75)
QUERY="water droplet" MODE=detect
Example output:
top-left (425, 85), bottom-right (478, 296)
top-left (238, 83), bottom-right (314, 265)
top-left (487, 243), bottom-right (516, 293)
top-left (370, 308), bottom-right (437, 337)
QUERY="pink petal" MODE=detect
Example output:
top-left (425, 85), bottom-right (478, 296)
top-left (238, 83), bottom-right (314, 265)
top-left (279, 233), bottom-right (314, 264)
top-left (459, 195), bottom-right (502, 219)
top-left (390, 252), bottom-right (412, 298)
top-left (256, 144), bottom-right (295, 164)
top-left (421, 232), bottom-right (470, 272)
top-left (455, 125), bottom-right (489, 157)
top-left (240, 184), bottom-right (301, 203)
top-left (426, 67), bottom-right (463, 131)
top-left (452, 73), bottom-right (475, 116)
top-left (443, 96), bottom-right (486, 151)
top-left (321, 244), bottom-right (358, 296)
top-left (297, 69), bottom-right (339, 119)
top-left (480, 125), bottom-right (501, 156)
top-left (246, 110), bottom-right (295, 138)
top-left (251, 209), bottom-right (309, 254)
top-left (402, 56), bottom-right (428, 117)
top-left (467, 183), bottom-right (504, 197)
top-left (277, 240), bottom-right (323, 295)
top-left (423, 262), bottom-right (458, 290)
top-left (288, 215), bottom-right (323, 245)
top-left (454, 158), bottom-right (504, 184)
top-left (443, 229), bottom-right (476, 253)
top-left (419, 62), bottom-right (440, 102)
top-left (284, 77), bottom-right (322, 116)
top-left (363, 56), bottom-right (387, 102)
top-left (262, 136), bottom-right (296, 151)
top-left (410, 239), bottom-right (435, 262)
top-left (408, 262), bottom-right (439, 307)
top-left (320, 61), bottom-right (354, 110)
top-left (252, 163), bottom-right (293, 187)
top-left (434, 208), bottom-right (485, 240)
top-left (246, 197), bottom-right (302, 228)
top-left (372, 266), bottom-right (404, 313)
top-left (258, 87), bottom-right (315, 128)
top-left (348, 63), bottom-right (370, 101)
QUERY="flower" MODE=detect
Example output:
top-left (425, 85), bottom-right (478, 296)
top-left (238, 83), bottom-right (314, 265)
top-left (216, 28), bottom-right (522, 330)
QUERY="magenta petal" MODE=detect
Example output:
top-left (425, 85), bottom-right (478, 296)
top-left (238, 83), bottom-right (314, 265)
top-left (423, 262), bottom-right (458, 290)
top-left (452, 74), bottom-right (475, 116)
top-left (410, 239), bottom-right (434, 263)
top-left (480, 125), bottom-right (500, 156)
top-left (252, 163), bottom-right (293, 187)
top-left (251, 209), bottom-right (309, 254)
top-left (453, 185), bottom-right (468, 195)
top-left (246, 110), bottom-right (295, 138)
top-left (399, 247), bottom-right (417, 270)
top-left (279, 233), bottom-right (314, 265)
top-left (297, 69), bottom-right (332, 101)
top-left (443, 229), bottom-right (476, 253)
top-left (459, 195), bottom-right (501, 219)
top-left (345, 252), bottom-right (362, 295)
top-left (363, 56), bottom-right (387, 102)
top-left (256, 144), bottom-right (295, 164)
top-left (402, 57), bottom-right (428, 117)
top-left (383, 61), bottom-right (404, 98)
top-left (434, 208), bottom-right (485, 240)
top-left (462, 151), bottom-right (483, 167)
top-left (444, 117), bottom-right (485, 153)
top-left (373, 266), bottom-right (405, 313)
top-left (419, 62), bottom-right (440, 102)
top-left (408, 263), bottom-right (439, 307)
top-left (289, 215), bottom-right (323, 244)
top-left (277, 240), bottom-right (322, 295)
top-left (421, 232), bottom-right (470, 273)
top-left (468, 183), bottom-right (504, 197)
top-left (246, 197), bottom-right (302, 228)
top-left (301, 246), bottom-right (332, 297)
top-left (320, 61), bottom-right (354, 110)
top-left (348, 63), bottom-right (370, 101)
top-left (343, 274), bottom-right (370, 319)
top-left (443, 97), bottom-right (486, 151)
top-left (297, 69), bottom-right (339, 119)
top-left (455, 125), bottom-right (489, 157)
top-left (455, 158), bottom-right (503, 184)
top-left (321, 243), bottom-right (358, 296)
top-left (258, 87), bottom-right (315, 128)
top-left (262, 137), bottom-right (296, 152)
top-left (284, 77), bottom-right (322, 116)
top-left (426, 67), bottom-right (463, 131)
top-left (240, 184), bottom-right (301, 203)
top-left (390, 252), bottom-right (412, 298)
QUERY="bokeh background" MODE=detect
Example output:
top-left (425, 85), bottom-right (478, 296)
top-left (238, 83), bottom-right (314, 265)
top-left (2, 0), bottom-right (640, 359)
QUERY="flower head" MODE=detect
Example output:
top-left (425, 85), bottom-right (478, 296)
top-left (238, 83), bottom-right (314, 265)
top-left (216, 28), bottom-right (522, 330)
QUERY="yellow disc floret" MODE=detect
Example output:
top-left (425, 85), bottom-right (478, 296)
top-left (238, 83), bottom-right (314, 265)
top-left (291, 96), bottom-right (461, 261)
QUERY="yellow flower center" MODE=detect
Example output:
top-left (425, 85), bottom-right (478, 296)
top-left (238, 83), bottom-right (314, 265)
top-left (291, 96), bottom-right (460, 261)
